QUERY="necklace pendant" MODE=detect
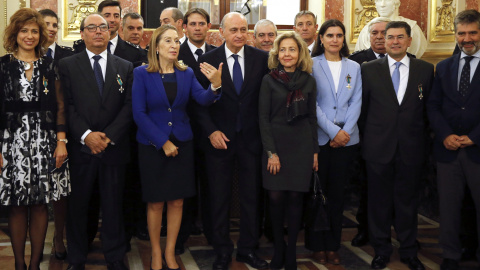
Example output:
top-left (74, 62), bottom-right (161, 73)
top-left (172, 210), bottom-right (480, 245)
top-left (24, 62), bottom-right (31, 70)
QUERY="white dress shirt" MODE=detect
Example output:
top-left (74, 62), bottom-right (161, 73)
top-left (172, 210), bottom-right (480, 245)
top-left (187, 39), bottom-right (206, 62)
top-left (225, 45), bottom-right (245, 80)
top-left (387, 54), bottom-right (410, 104)
top-left (457, 50), bottom-right (480, 90)
top-left (308, 41), bottom-right (316, 55)
top-left (48, 43), bottom-right (56, 58)
top-left (179, 35), bottom-right (186, 45)
top-left (327, 60), bottom-right (342, 93)
top-left (109, 33), bottom-right (119, 54)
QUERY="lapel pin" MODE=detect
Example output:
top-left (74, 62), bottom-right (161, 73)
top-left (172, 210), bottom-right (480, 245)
top-left (346, 74), bottom-right (352, 89)
top-left (116, 74), bottom-right (124, 93)
top-left (43, 76), bottom-right (49, 95)
top-left (418, 84), bottom-right (423, 100)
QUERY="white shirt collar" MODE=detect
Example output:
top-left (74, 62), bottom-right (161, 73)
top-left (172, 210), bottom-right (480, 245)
top-left (179, 35), bottom-right (186, 45)
top-left (387, 53), bottom-right (410, 68)
top-left (460, 49), bottom-right (480, 60)
top-left (110, 33), bottom-right (119, 47)
top-left (187, 39), bottom-right (206, 56)
top-left (47, 42), bottom-right (56, 58)
top-left (86, 48), bottom-right (108, 60)
top-left (308, 41), bottom-right (315, 55)
top-left (225, 44), bottom-right (245, 59)
top-left (373, 51), bottom-right (387, 59)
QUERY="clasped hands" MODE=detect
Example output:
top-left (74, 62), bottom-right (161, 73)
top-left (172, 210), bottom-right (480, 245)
top-left (85, 132), bottom-right (111, 154)
top-left (330, 129), bottom-right (350, 148)
top-left (200, 62), bottom-right (223, 89)
top-left (443, 134), bottom-right (474, 151)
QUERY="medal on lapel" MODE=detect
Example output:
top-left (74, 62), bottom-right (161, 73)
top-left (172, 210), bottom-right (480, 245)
top-left (418, 84), bottom-right (423, 100)
top-left (43, 76), bottom-right (49, 95)
top-left (116, 74), bottom-right (124, 93)
top-left (346, 74), bottom-right (352, 89)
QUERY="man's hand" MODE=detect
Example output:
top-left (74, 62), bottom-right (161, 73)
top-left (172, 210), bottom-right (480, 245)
top-left (459, 135), bottom-right (475, 148)
top-left (85, 132), bottom-right (108, 154)
top-left (333, 130), bottom-right (350, 147)
top-left (209, 131), bottom-right (230, 149)
top-left (443, 134), bottom-right (463, 151)
top-left (162, 140), bottom-right (179, 157)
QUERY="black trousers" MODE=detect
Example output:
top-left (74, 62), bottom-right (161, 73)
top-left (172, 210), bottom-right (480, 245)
top-left (366, 151), bottom-right (422, 258)
top-left (205, 132), bottom-right (262, 255)
top-left (305, 144), bottom-right (357, 252)
top-left (67, 159), bottom-right (127, 264)
top-left (437, 148), bottom-right (480, 261)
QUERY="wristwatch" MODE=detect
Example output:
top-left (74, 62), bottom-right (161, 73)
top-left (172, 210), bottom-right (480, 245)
top-left (57, 139), bottom-right (68, 144)
top-left (267, 151), bottom-right (276, 159)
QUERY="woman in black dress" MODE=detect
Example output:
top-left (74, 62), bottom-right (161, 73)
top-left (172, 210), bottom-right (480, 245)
top-left (0, 8), bottom-right (69, 270)
top-left (258, 32), bottom-right (318, 270)
top-left (132, 25), bottom-right (222, 270)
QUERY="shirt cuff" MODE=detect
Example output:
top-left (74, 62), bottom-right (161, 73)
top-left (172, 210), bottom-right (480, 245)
top-left (81, 129), bottom-right (92, 144)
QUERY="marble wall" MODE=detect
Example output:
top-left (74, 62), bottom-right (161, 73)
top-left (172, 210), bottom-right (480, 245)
top-left (325, 0), bottom-right (344, 21)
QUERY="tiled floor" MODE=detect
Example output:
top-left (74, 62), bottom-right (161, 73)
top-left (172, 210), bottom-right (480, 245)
top-left (0, 209), bottom-right (478, 270)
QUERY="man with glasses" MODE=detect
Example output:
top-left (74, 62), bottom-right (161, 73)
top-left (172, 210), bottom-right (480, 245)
top-left (59, 13), bottom-right (133, 270)
top-left (360, 21), bottom-right (433, 270)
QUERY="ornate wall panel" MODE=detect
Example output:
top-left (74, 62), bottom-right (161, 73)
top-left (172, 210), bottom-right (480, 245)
top-left (430, 0), bottom-right (457, 42)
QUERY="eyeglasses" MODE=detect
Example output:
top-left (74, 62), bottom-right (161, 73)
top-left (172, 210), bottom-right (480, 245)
top-left (84, 24), bottom-right (109, 32)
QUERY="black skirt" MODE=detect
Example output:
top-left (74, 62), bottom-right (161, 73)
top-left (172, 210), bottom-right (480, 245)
top-left (138, 138), bottom-right (195, 202)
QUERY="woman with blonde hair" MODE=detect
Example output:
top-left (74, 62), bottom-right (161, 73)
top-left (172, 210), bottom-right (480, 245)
top-left (259, 31), bottom-right (318, 270)
top-left (132, 24), bottom-right (222, 270)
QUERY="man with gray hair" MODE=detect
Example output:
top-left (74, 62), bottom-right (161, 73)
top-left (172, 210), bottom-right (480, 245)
top-left (427, 9), bottom-right (480, 270)
top-left (350, 17), bottom-right (390, 64)
top-left (160, 7), bottom-right (186, 43)
top-left (293, 10), bottom-right (318, 54)
top-left (253, 19), bottom-right (277, 52)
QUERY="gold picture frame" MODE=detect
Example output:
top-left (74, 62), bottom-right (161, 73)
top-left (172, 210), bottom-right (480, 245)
top-left (429, 0), bottom-right (456, 43)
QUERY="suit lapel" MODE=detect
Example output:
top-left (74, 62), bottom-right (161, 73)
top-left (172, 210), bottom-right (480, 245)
top-left (379, 57), bottom-right (399, 105)
top-left (218, 44), bottom-right (236, 97)
top-left (240, 46), bottom-right (253, 97)
top-left (401, 57), bottom-right (420, 106)
top-left (78, 51), bottom-right (102, 101)
top-left (318, 54), bottom-right (337, 100)
top-left (102, 54), bottom-right (118, 103)
top-left (336, 57), bottom-right (349, 98)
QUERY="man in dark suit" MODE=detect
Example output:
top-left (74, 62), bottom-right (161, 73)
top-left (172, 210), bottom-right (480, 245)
top-left (427, 10), bottom-right (480, 270)
top-left (196, 12), bottom-right (269, 270)
top-left (176, 7), bottom-right (216, 255)
top-left (348, 16), bottom-right (390, 248)
top-left (59, 13), bottom-right (133, 270)
top-left (360, 21), bottom-right (434, 270)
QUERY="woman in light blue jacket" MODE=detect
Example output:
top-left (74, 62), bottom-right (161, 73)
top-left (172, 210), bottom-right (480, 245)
top-left (305, 19), bottom-right (362, 265)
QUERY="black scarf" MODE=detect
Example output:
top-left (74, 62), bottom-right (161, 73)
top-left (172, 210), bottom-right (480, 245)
top-left (269, 66), bottom-right (310, 123)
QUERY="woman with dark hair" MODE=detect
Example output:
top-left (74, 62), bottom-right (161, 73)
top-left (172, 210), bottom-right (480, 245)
top-left (132, 24), bottom-right (221, 270)
top-left (259, 32), bottom-right (318, 270)
top-left (38, 8), bottom-right (74, 261)
top-left (306, 19), bottom-right (362, 265)
top-left (0, 8), bottom-right (69, 270)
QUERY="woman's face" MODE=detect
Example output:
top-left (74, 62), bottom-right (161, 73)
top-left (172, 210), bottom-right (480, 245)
top-left (156, 29), bottom-right (180, 64)
top-left (43, 16), bottom-right (58, 44)
top-left (278, 38), bottom-right (299, 71)
top-left (320, 26), bottom-right (344, 56)
top-left (16, 22), bottom-right (40, 53)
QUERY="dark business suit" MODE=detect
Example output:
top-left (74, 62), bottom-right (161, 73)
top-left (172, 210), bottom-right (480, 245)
top-left (59, 51), bottom-right (133, 264)
top-left (177, 40), bottom-right (216, 246)
top-left (52, 43), bottom-right (75, 64)
top-left (196, 44), bottom-right (269, 255)
top-left (360, 56), bottom-right (434, 257)
top-left (427, 53), bottom-right (480, 261)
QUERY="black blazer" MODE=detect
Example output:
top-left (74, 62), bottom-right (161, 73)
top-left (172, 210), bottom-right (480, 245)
top-left (178, 40), bottom-right (216, 78)
top-left (59, 51), bottom-right (133, 165)
top-left (349, 48), bottom-right (377, 65)
top-left (53, 43), bottom-right (75, 65)
top-left (196, 44), bottom-right (269, 154)
top-left (427, 53), bottom-right (480, 163)
top-left (360, 56), bottom-right (434, 165)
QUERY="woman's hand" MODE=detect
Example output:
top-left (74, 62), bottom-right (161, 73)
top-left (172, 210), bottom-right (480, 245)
top-left (162, 140), bottom-right (179, 157)
top-left (200, 62), bottom-right (223, 89)
top-left (267, 154), bottom-right (281, 175)
top-left (54, 142), bottom-right (68, 168)
top-left (332, 130), bottom-right (350, 147)
top-left (313, 153), bottom-right (318, 171)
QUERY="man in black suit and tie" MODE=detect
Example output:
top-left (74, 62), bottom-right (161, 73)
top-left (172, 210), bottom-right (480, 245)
top-left (196, 12), bottom-right (269, 270)
top-left (175, 7), bottom-right (216, 254)
top-left (59, 13), bottom-right (133, 270)
top-left (427, 10), bottom-right (480, 270)
top-left (360, 21), bottom-right (434, 270)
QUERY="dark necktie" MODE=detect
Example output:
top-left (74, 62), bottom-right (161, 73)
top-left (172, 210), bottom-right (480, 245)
top-left (107, 41), bottom-right (113, 54)
top-left (459, 56), bottom-right (474, 97)
top-left (93, 55), bottom-right (104, 96)
top-left (379, 53), bottom-right (385, 58)
top-left (195, 48), bottom-right (203, 60)
top-left (232, 54), bottom-right (243, 95)
top-left (392, 62), bottom-right (401, 95)
top-left (46, 48), bottom-right (53, 58)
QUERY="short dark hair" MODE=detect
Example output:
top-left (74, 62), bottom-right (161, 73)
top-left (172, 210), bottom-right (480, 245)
top-left (312, 19), bottom-right (349, 58)
top-left (385, 21), bottom-right (411, 37)
top-left (163, 7), bottom-right (183, 22)
top-left (39, 9), bottom-right (59, 23)
top-left (98, 0), bottom-right (122, 15)
top-left (122, 12), bottom-right (143, 27)
top-left (454, 9), bottom-right (480, 32)
top-left (80, 13), bottom-right (108, 31)
top-left (183, 8), bottom-right (210, 25)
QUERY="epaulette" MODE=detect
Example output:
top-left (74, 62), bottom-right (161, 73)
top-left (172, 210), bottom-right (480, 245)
top-left (145, 45), bottom-right (150, 52)
top-left (350, 49), bottom-right (368, 56)
top-left (73, 39), bottom-right (84, 46)
top-left (125, 41), bottom-right (141, 49)
top-left (59, 45), bottom-right (75, 52)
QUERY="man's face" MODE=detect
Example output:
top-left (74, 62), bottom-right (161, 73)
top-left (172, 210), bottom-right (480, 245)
top-left (293, 15), bottom-right (318, 45)
top-left (375, 0), bottom-right (397, 18)
top-left (160, 9), bottom-right (183, 35)
top-left (369, 21), bottom-right (387, 54)
top-left (123, 17), bottom-right (144, 45)
top-left (456, 22), bottom-right (480, 56)
top-left (219, 14), bottom-right (248, 53)
top-left (385, 27), bottom-right (412, 60)
top-left (100, 6), bottom-right (121, 36)
top-left (254, 24), bottom-right (277, 52)
top-left (183, 13), bottom-right (211, 46)
top-left (81, 15), bottom-right (109, 51)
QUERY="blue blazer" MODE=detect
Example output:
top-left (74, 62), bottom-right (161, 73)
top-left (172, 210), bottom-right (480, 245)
top-left (312, 54), bottom-right (362, 146)
top-left (132, 65), bottom-right (220, 149)
top-left (427, 54), bottom-right (480, 163)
